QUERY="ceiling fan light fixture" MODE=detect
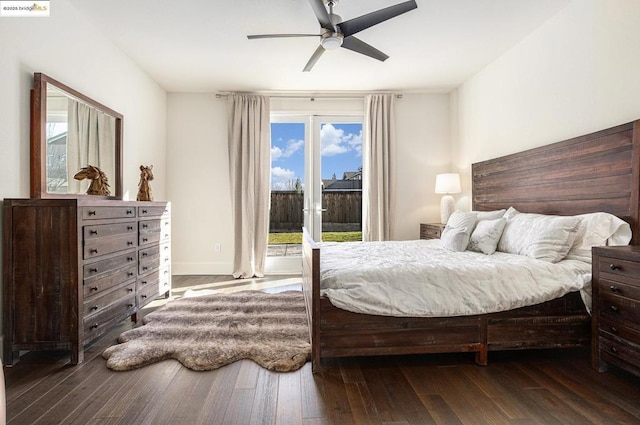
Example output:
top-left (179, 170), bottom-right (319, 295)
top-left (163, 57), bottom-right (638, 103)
top-left (321, 33), bottom-right (343, 50)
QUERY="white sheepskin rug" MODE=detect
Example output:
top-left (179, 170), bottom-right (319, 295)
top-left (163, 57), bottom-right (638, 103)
top-left (102, 290), bottom-right (310, 372)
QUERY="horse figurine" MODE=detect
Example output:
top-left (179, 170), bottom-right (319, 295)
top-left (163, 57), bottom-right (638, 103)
top-left (73, 165), bottom-right (111, 196)
top-left (137, 165), bottom-right (154, 201)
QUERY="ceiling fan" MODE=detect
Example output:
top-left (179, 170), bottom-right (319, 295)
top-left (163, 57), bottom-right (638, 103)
top-left (247, 0), bottom-right (418, 71)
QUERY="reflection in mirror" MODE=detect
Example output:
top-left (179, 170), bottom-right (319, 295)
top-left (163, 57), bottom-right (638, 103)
top-left (31, 73), bottom-right (123, 198)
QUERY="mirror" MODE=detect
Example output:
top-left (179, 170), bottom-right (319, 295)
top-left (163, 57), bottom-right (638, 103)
top-left (30, 72), bottom-right (123, 198)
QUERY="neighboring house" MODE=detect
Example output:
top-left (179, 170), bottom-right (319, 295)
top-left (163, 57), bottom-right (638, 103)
top-left (323, 167), bottom-right (363, 191)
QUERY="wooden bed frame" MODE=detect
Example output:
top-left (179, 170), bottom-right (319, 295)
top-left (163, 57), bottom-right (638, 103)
top-left (302, 120), bottom-right (640, 372)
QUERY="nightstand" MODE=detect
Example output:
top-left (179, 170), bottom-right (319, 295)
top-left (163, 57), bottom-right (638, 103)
top-left (592, 245), bottom-right (640, 378)
top-left (420, 223), bottom-right (446, 240)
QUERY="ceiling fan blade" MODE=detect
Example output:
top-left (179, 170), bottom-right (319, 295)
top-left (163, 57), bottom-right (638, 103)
top-left (303, 45), bottom-right (326, 72)
top-left (341, 36), bottom-right (389, 62)
top-left (308, 0), bottom-right (334, 31)
top-left (247, 34), bottom-right (320, 40)
top-left (337, 0), bottom-right (417, 37)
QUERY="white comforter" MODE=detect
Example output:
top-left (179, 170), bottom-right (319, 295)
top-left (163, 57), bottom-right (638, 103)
top-left (319, 239), bottom-right (592, 317)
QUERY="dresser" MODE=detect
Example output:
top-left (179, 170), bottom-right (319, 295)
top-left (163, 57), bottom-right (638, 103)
top-left (420, 223), bottom-right (446, 240)
top-left (3, 198), bottom-right (171, 365)
top-left (591, 245), bottom-right (640, 378)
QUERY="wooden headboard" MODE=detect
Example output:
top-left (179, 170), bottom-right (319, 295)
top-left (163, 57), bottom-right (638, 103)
top-left (472, 120), bottom-right (640, 244)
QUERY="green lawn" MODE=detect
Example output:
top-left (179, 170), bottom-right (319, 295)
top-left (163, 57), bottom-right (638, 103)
top-left (268, 231), bottom-right (362, 244)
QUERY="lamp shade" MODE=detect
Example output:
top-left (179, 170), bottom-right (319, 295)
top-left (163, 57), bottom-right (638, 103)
top-left (435, 173), bottom-right (461, 194)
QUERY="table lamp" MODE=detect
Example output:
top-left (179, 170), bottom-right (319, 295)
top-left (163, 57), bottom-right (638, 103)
top-left (435, 173), bottom-right (461, 224)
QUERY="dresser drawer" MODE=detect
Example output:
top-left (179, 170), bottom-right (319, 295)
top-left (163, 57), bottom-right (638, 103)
top-left (138, 277), bottom-right (160, 308)
top-left (84, 221), bottom-right (137, 241)
top-left (600, 318), bottom-right (640, 345)
top-left (600, 335), bottom-right (640, 371)
top-left (139, 205), bottom-right (169, 218)
top-left (83, 250), bottom-right (137, 279)
top-left (84, 265), bottom-right (137, 297)
top-left (597, 257), bottom-right (640, 286)
top-left (597, 278), bottom-right (640, 301)
top-left (83, 295), bottom-right (136, 343)
top-left (599, 292), bottom-right (640, 332)
top-left (84, 234), bottom-right (137, 259)
top-left (83, 281), bottom-right (136, 317)
top-left (139, 244), bottom-right (171, 274)
top-left (158, 266), bottom-right (171, 295)
top-left (420, 224), bottom-right (444, 240)
top-left (82, 206), bottom-right (136, 220)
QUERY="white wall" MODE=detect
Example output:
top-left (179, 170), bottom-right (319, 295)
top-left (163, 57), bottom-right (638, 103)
top-left (166, 93), bottom-right (232, 275)
top-left (454, 0), bottom-right (640, 203)
top-left (0, 0), bottom-right (167, 356)
top-left (167, 93), bottom-right (451, 274)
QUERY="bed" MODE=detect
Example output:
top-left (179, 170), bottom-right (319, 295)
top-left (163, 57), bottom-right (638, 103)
top-left (302, 120), bottom-right (640, 372)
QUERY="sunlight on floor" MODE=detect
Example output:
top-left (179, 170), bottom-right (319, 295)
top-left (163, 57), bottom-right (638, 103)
top-left (143, 276), bottom-right (303, 310)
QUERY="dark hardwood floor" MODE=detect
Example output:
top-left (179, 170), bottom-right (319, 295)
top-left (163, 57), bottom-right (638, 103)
top-left (5, 275), bottom-right (640, 425)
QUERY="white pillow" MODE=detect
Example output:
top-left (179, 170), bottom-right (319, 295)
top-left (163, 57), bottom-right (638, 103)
top-left (468, 218), bottom-right (507, 255)
top-left (497, 212), bottom-right (581, 262)
top-left (440, 211), bottom-right (477, 252)
top-left (503, 206), bottom-right (519, 220)
top-left (473, 209), bottom-right (507, 221)
top-left (565, 213), bottom-right (632, 263)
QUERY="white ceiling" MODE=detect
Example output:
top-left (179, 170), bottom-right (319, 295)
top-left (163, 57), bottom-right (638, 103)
top-left (68, 0), bottom-right (571, 93)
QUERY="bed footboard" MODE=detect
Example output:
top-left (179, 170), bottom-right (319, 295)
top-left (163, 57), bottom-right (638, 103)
top-left (301, 227), bottom-right (321, 372)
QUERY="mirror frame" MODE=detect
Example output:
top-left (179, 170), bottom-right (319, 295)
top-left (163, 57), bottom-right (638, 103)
top-left (30, 72), bottom-right (123, 199)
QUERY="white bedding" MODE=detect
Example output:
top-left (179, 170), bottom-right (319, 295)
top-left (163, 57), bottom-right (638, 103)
top-left (319, 239), bottom-right (592, 317)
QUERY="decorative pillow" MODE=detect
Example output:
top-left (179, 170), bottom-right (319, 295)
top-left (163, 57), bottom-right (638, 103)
top-left (473, 209), bottom-right (507, 222)
top-left (440, 211), bottom-right (477, 252)
top-left (497, 212), bottom-right (581, 262)
top-left (502, 206), bottom-right (520, 220)
top-left (467, 218), bottom-right (507, 255)
top-left (565, 213), bottom-right (632, 262)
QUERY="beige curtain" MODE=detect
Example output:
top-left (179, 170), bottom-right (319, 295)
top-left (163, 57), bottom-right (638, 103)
top-left (362, 94), bottom-right (396, 241)
top-left (227, 94), bottom-right (271, 278)
top-left (67, 99), bottom-right (115, 193)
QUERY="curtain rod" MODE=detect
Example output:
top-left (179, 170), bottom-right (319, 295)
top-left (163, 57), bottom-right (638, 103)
top-left (215, 93), bottom-right (402, 100)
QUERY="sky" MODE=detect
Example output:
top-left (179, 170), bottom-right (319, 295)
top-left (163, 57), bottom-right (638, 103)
top-left (270, 121), bottom-right (363, 190)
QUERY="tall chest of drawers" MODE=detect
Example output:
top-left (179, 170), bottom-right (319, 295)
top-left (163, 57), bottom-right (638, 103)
top-left (3, 198), bottom-right (171, 365)
top-left (592, 246), bottom-right (640, 377)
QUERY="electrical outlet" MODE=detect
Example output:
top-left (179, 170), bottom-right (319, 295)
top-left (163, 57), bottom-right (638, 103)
top-left (215, 243), bottom-right (221, 252)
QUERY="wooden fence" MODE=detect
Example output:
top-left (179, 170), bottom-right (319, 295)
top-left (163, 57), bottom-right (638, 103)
top-left (270, 190), bottom-right (362, 232)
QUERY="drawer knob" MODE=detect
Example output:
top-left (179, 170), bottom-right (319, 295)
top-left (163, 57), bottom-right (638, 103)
top-left (88, 210), bottom-right (96, 216)
top-left (142, 209), bottom-right (148, 214)
top-left (128, 272), bottom-right (134, 277)
top-left (610, 285), bottom-right (619, 293)
top-left (128, 288), bottom-right (134, 293)
top-left (611, 326), bottom-right (618, 333)
top-left (90, 324), bottom-right (99, 330)
top-left (611, 346), bottom-right (618, 353)
top-left (610, 305), bottom-right (619, 313)
top-left (90, 248), bottom-right (98, 254)
top-left (90, 286), bottom-right (98, 292)
top-left (142, 252), bottom-right (148, 257)
top-left (127, 226), bottom-right (134, 231)
top-left (90, 230), bottom-right (98, 235)
top-left (127, 241), bottom-right (134, 246)
top-left (609, 264), bottom-right (620, 271)
top-left (141, 280), bottom-right (148, 285)
top-left (128, 257), bottom-right (134, 262)
top-left (141, 295), bottom-right (147, 299)
top-left (142, 224), bottom-right (148, 229)
top-left (90, 305), bottom-right (98, 311)
top-left (142, 238), bottom-right (148, 242)
top-left (128, 303), bottom-right (134, 308)
top-left (89, 268), bottom-right (98, 273)
top-left (126, 210), bottom-right (133, 215)
top-left (143, 266), bottom-right (148, 271)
